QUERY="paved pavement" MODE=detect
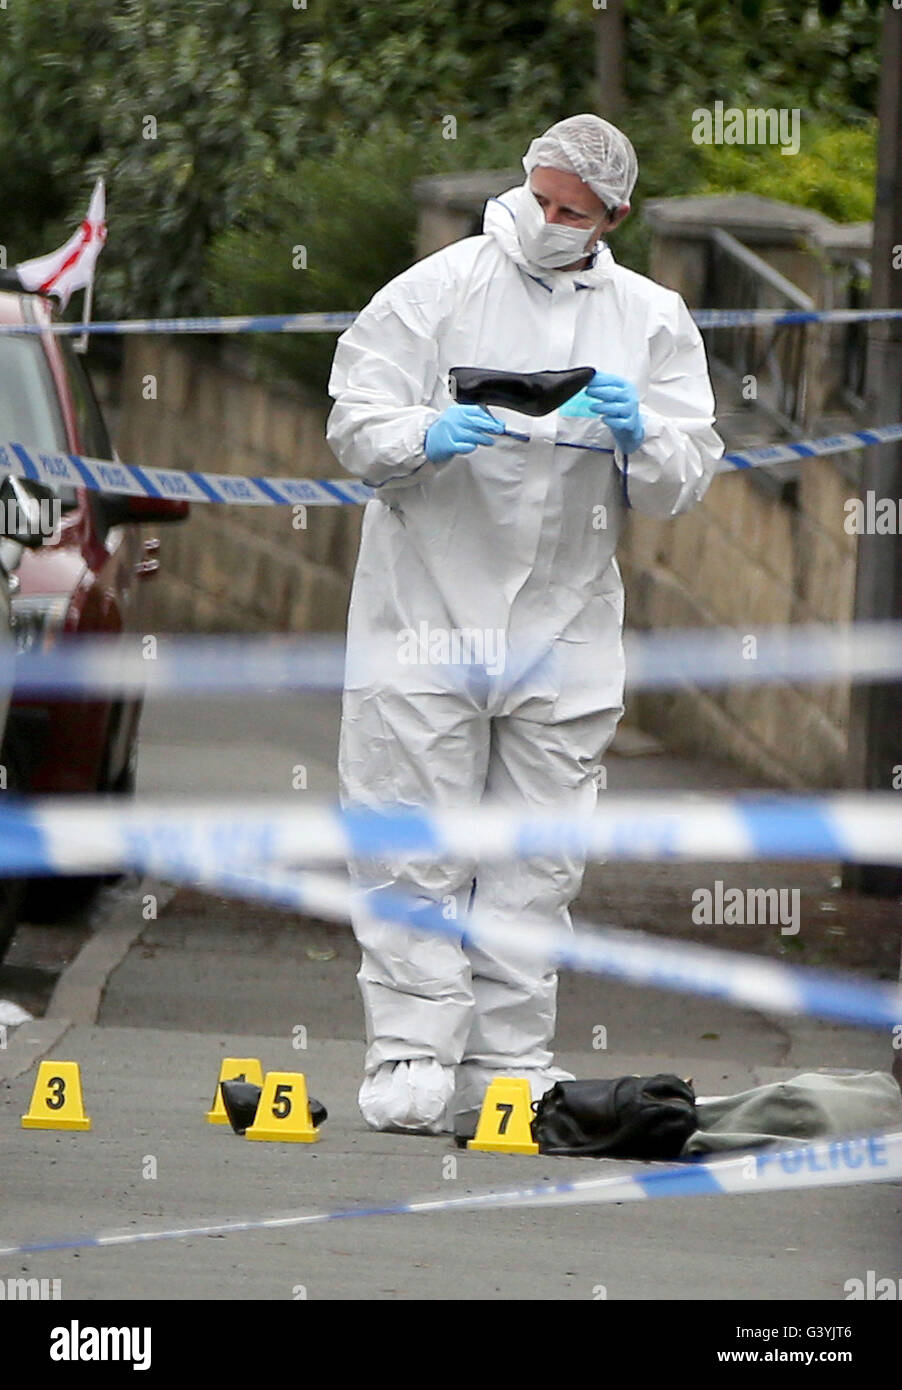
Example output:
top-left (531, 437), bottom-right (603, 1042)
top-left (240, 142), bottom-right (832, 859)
top-left (0, 694), bottom-right (899, 1301)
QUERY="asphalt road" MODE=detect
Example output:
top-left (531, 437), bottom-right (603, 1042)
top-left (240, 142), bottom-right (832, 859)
top-left (0, 694), bottom-right (899, 1304)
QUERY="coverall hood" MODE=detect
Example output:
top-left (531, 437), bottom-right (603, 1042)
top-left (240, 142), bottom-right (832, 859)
top-left (484, 183), bottom-right (617, 286)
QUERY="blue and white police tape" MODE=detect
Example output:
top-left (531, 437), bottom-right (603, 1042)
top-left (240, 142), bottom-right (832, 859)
top-left (623, 619), bottom-right (902, 690)
top-left (716, 420), bottom-right (902, 471)
top-left (2, 817), bottom-right (901, 1029)
top-left (2, 792), bottom-right (902, 878)
top-left (3, 422), bottom-right (902, 508)
top-left (694, 307), bottom-right (902, 329)
top-left (4, 633), bottom-right (349, 696)
top-left (159, 857), bottom-right (902, 1030)
top-left (4, 621), bottom-right (902, 697)
top-left (0, 439), bottom-right (371, 507)
top-left (0, 311), bottom-right (359, 338)
top-left (0, 306), bottom-right (900, 338)
top-left (3, 1129), bottom-right (900, 1260)
top-left (0, 622), bottom-right (897, 698)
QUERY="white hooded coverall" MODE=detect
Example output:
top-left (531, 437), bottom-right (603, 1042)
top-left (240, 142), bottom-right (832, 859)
top-left (326, 182), bottom-right (724, 1129)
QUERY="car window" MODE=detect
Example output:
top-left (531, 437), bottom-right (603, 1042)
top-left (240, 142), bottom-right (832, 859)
top-left (0, 335), bottom-right (68, 453)
top-left (59, 339), bottom-right (114, 462)
top-left (0, 335), bottom-right (78, 510)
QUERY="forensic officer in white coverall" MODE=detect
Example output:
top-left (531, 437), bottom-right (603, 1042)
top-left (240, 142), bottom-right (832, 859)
top-left (326, 114), bottom-right (724, 1134)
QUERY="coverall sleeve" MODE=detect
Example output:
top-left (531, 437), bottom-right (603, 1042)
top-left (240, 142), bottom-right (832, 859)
top-left (326, 260), bottom-right (452, 492)
top-left (616, 292), bottom-right (724, 517)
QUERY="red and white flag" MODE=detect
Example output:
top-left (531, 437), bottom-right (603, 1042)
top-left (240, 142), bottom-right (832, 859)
top-left (14, 178), bottom-right (106, 310)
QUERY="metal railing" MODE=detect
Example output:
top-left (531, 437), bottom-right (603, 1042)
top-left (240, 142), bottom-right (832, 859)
top-left (703, 227), bottom-right (815, 433)
top-left (839, 257), bottom-right (872, 410)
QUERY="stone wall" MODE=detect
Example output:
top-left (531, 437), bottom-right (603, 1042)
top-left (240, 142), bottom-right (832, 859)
top-left (112, 339), bottom-right (360, 636)
top-left (626, 192), bottom-right (869, 788)
top-left (618, 444), bottom-right (859, 788)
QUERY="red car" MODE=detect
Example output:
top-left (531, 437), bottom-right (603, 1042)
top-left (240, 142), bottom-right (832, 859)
top-left (0, 289), bottom-right (188, 919)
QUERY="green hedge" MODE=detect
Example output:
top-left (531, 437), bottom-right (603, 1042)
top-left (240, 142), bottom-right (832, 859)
top-left (207, 118), bottom-right (561, 393)
top-left (0, 0), bottom-right (882, 345)
top-left (208, 108), bottom-right (877, 397)
top-left (695, 122), bottom-right (877, 222)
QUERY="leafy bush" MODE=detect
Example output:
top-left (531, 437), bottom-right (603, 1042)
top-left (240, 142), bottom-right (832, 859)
top-left (695, 122), bottom-right (877, 223)
top-left (207, 107), bottom-right (876, 397)
top-left (207, 117), bottom-right (563, 393)
top-left (0, 0), bottom-right (883, 348)
top-left (550, 0), bottom-right (881, 121)
top-left (207, 125), bottom-right (423, 393)
top-left (0, 0), bottom-right (589, 318)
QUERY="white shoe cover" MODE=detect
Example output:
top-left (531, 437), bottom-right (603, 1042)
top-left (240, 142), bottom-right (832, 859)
top-left (359, 1059), bottom-right (456, 1134)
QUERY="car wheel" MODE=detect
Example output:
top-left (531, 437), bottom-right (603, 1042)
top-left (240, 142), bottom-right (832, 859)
top-left (0, 738), bottom-right (28, 963)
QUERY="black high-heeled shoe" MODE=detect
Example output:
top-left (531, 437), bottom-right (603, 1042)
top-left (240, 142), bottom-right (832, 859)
top-left (448, 365), bottom-right (595, 417)
top-left (220, 1078), bottom-right (328, 1135)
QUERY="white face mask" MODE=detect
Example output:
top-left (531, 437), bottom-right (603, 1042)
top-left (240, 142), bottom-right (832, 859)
top-left (514, 186), bottom-right (602, 270)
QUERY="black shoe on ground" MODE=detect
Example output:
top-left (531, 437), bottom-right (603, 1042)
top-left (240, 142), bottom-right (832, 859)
top-left (221, 1079), bottom-right (327, 1135)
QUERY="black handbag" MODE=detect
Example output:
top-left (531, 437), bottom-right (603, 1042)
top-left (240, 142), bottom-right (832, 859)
top-left (530, 1075), bottom-right (697, 1160)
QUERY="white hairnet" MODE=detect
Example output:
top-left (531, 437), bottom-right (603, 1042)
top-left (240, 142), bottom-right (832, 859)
top-left (522, 114), bottom-right (638, 211)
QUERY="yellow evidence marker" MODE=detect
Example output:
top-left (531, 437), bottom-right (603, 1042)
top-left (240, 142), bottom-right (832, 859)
top-left (245, 1071), bottom-right (321, 1143)
top-left (21, 1061), bottom-right (92, 1132)
top-left (468, 1077), bottom-right (539, 1155)
top-left (205, 1057), bottom-right (265, 1124)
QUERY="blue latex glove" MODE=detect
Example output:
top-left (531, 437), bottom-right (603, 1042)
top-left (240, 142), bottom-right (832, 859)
top-left (557, 387), bottom-right (599, 418)
top-left (424, 404), bottom-right (504, 463)
top-left (560, 371), bottom-right (645, 453)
